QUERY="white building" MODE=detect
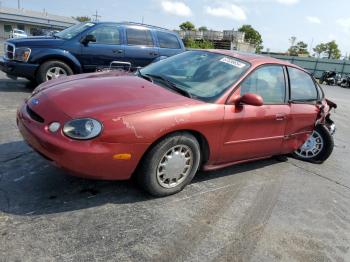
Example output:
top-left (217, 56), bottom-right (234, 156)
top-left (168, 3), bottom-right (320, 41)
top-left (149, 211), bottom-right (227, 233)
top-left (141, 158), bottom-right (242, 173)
top-left (0, 6), bottom-right (77, 39)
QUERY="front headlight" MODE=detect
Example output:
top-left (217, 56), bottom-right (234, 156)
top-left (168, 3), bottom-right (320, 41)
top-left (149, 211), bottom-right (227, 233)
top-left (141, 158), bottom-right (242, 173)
top-left (14, 47), bottom-right (31, 62)
top-left (63, 118), bottom-right (102, 140)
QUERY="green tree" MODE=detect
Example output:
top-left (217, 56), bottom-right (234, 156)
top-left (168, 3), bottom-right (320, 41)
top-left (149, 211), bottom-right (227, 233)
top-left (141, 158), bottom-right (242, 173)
top-left (289, 41), bottom-right (309, 56)
top-left (184, 38), bottom-right (214, 49)
top-left (238, 25), bottom-right (263, 53)
top-left (313, 41), bottom-right (341, 59)
top-left (325, 40), bottom-right (341, 59)
top-left (198, 26), bottom-right (208, 31)
top-left (73, 16), bottom-right (91, 22)
top-left (179, 21), bottom-right (195, 31)
top-left (296, 41), bottom-right (309, 55)
top-left (313, 43), bottom-right (327, 57)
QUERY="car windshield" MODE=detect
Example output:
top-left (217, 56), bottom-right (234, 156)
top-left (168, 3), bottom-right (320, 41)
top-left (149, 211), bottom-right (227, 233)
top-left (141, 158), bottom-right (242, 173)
top-left (55, 22), bottom-right (95, 40)
top-left (139, 51), bottom-right (250, 102)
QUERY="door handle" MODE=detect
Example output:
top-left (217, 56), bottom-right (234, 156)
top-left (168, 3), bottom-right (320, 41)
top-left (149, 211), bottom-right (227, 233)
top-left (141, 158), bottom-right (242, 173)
top-left (149, 52), bottom-right (158, 56)
top-left (275, 113), bottom-right (286, 121)
top-left (113, 49), bottom-right (123, 54)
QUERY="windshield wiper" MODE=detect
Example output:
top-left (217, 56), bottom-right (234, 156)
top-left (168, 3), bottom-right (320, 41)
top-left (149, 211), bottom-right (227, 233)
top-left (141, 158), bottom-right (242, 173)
top-left (145, 73), bottom-right (192, 98)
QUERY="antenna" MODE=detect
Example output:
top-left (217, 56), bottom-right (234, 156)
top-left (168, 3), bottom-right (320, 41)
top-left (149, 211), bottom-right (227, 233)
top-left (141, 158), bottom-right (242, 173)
top-left (92, 10), bottom-right (101, 22)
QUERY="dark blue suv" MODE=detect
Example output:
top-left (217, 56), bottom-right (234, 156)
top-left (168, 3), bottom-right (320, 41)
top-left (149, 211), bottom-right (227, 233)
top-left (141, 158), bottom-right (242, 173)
top-left (0, 22), bottom-right (185, 84)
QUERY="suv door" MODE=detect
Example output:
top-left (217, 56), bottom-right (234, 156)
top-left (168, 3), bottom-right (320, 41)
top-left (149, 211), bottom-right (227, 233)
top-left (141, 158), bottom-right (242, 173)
top-left (124, 26), bottom-right (158, 67)
top-left (80, 24), bottom-right (124, 72)
top-left (156, 30), bottom-right (183, 58)
top-left (220, 65), bottom-right (290, 163)
top-left (282, 66), bottom-right (320, 153)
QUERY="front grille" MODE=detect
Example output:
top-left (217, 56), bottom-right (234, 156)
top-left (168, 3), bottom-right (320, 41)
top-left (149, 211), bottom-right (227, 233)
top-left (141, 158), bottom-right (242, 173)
top-left (26, 105), bottom-right (45, 123)
top-left (4, 42), bottom-right (15, 60)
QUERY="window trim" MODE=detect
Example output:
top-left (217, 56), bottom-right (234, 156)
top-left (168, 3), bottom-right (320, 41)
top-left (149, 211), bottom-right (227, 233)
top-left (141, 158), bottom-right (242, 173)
top-left (156, 30), bottom-right (181, 49)
top-left (125, 27), bottom-right (154, 47)
top-left (237, 64), bottom-right (289, 105)
top-left (286, 66), bottom-right (320, 104)
top-left (86, 25), bottom-right (122, 46)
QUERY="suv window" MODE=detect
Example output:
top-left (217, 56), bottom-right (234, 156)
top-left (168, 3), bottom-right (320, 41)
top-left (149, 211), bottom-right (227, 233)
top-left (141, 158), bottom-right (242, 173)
top-left (126, 28), bottom-right (153, 46)
top-left (241, 65), bottom-right (286, 104)
top-left (156, 31), bottom-right (180, 49)
top-left (288, 67), bottom-right (318, 101)
top-left (89, 26), bottom-right (120, 45)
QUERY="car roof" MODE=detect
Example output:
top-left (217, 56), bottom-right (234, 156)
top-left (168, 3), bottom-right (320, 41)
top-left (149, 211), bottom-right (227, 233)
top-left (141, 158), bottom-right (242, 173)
top-left (205, 49), bottom-right (306, 72)
top-left (94, 21), bottom-right (173, 32)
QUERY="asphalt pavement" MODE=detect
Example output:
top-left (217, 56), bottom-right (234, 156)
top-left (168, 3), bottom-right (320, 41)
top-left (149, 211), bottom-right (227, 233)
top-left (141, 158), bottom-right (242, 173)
top-left (0, 73), bottom-right (350, 262)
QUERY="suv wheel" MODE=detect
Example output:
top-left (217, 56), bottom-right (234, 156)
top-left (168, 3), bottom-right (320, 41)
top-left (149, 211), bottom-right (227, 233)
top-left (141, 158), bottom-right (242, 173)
top-left (136, 132), bottom-right (201, 197)
top-left (36, 60), bottom-right (73, 84)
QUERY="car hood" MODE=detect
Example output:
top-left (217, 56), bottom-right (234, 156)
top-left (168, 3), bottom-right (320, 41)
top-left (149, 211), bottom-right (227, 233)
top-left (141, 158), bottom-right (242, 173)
top-left (35, 73), bottom-right (199, 119)
top-left (7, 36), bottom-right (65, 47)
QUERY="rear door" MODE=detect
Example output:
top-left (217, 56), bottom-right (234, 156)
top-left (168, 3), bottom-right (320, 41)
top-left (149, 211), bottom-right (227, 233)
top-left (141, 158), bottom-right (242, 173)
top-left (282, 66), bottom-right (320, 153)
top-left (80, 24), bottom-right (124, 72)
top-left (124, 26), bottom-right (159, 67)
top-left (220, 65), bottom-right (290, 163)
top-left (156, 30), bottom-right (183, 58)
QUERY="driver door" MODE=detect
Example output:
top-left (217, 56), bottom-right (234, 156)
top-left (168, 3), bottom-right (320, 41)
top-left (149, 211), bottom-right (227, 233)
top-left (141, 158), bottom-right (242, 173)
top-left (80, 25), bottom-right (125, 72)
top-left (219, 65), bottom-right (290, 164)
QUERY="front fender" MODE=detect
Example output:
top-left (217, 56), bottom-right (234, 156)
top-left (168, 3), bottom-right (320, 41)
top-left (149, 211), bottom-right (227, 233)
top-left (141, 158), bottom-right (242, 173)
top-left (29, 48), bottom-right (83, 73)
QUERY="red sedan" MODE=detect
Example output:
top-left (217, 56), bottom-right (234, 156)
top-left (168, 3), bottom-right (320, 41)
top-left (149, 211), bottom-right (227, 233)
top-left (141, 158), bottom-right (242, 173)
top-left (17, 50), bottom-right (336, 196)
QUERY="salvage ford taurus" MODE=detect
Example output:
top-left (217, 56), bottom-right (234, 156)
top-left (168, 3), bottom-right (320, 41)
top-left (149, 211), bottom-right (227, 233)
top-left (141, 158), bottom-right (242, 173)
top-left (17, 50), bottom-right (336, 196)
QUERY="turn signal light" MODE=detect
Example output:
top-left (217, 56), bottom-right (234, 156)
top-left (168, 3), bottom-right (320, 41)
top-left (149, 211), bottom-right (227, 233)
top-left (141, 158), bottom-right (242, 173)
top-left (113, 154), bottom-right (132, 160)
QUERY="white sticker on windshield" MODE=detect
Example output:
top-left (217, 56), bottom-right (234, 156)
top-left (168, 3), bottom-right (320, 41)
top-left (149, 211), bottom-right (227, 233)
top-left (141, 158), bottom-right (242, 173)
top-left (220, 57), bottom-right (246, 68)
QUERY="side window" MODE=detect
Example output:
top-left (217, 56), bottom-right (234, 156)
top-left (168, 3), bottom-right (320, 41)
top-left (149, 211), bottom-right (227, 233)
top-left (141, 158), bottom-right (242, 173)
top-left (288, 67), bottom-right (318, 101)
top-left (126, 28), bottom-right (154, 46)
top-left (89, 26), bottom-right (120, 45)
top-left (156, 31), bottom-right (181, 49)
top-left (240, 65), bottom-right (286, 104)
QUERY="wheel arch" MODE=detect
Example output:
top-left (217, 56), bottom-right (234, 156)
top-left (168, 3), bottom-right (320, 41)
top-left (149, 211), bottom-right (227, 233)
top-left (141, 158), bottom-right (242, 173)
top-left (135, 129), bottom-right (210, 174)
top-left (34, 53), bottom-right (83, 75)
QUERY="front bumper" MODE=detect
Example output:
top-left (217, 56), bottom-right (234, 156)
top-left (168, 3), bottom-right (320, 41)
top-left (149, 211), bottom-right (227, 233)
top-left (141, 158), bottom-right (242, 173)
top-left (17, 103), bottom-right (149, 180)
top-left (328, 123), bottom-right (336, 135)
top-left (0, 56), bottom-right (39, 79)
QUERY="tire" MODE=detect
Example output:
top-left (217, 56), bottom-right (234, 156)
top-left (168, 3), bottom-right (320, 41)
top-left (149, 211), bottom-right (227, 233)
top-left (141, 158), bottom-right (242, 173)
top-left (293, 125), bottom-right (334, 164)
top-left (136, 132), bottom-right (201, 197)
top-left (36, 60), bottom-right (73, 84)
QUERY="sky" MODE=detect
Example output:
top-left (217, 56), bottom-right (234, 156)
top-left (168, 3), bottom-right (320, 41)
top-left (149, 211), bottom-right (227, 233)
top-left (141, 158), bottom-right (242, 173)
top-left (3, 0), bottom-right (350, 56)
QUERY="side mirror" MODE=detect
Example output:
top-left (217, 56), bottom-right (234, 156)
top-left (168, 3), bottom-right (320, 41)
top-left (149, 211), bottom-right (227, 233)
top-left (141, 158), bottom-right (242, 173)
top-left (228, 93), bottom-right (263, 106)
top-left (82, 34), bottom-right (96, 45)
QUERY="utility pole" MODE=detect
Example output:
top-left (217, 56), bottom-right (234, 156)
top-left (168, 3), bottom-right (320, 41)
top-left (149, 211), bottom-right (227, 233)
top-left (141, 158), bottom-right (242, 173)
top-left (18, 0), bottom-right (20, 9)
top-left (92, 10), bottom-right (101, 22)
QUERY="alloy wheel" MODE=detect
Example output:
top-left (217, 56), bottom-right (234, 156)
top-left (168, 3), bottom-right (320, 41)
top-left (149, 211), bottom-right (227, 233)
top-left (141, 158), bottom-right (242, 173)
top-left (46, 66), bottom-right (67, 81)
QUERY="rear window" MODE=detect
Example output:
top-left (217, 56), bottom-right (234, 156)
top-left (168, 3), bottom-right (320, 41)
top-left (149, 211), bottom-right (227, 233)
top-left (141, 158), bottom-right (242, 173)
top-left (288, 67), bottom-right (318, 101)
top-left (156, 31), bottom-right (181, 49)
top-left (126, 28), bottom-right (154, 46)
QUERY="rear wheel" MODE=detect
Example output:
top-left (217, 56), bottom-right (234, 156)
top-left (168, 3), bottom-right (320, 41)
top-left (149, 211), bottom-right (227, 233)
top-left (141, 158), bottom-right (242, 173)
top-left (36, 60), bottom-right (73, 84)
top-left (293, 125), bottom-right (334, 163)
top-left (136, 132), bottom-right (201, 197)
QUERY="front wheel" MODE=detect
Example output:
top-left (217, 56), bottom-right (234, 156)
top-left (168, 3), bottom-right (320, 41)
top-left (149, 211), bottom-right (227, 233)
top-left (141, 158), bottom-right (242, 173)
top-left (136, 132), bottom-right (201, 197)
top-left (36, 60), bottom-right (73, 84)
top-left (293, 125), bottom-right (334, 164)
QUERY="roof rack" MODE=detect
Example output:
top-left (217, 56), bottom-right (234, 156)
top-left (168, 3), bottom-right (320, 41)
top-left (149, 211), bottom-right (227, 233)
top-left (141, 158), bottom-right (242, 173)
top-left (118, 21), bottom-right (171, 31)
